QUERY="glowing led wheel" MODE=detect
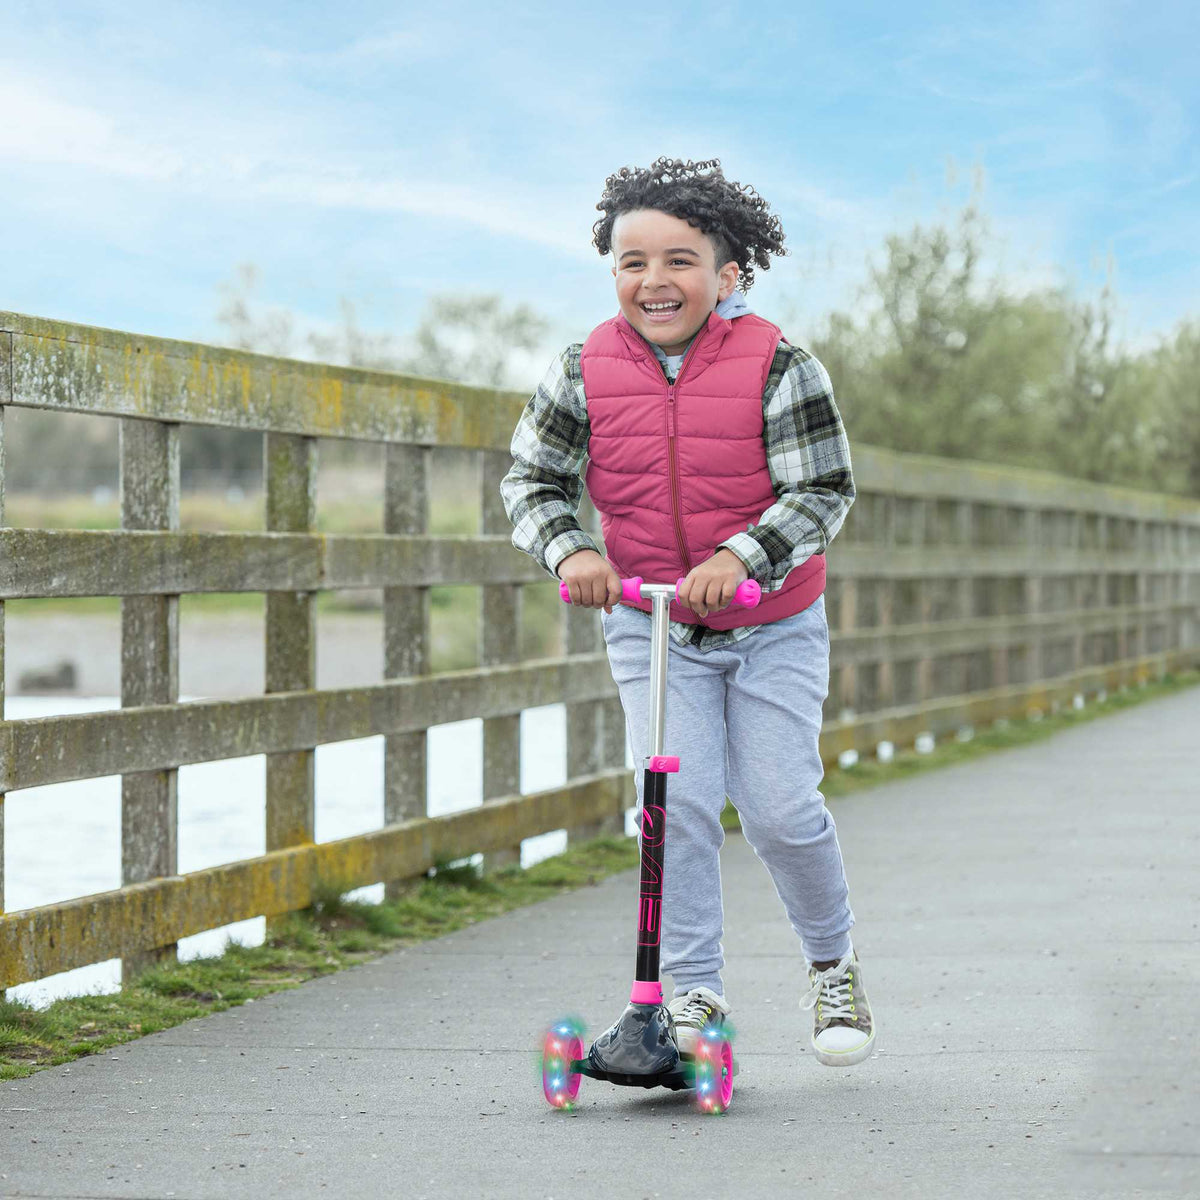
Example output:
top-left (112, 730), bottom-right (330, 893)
top-left (541, 1020), bottom-right (585, 1109)
top-left (691, 1027), bottom-right (734, 1114)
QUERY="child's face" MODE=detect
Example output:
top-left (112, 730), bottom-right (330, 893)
top-left (611, 208), bottom-right (739, 356)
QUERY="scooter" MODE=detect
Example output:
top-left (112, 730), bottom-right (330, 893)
top-left (540, 574), bottom-right (762, 1114)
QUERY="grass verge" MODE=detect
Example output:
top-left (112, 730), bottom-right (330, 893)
top-left (3, 667), bottom-right (1196, 1080)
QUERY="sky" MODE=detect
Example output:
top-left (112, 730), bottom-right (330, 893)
top-left (2, 0), bottom-right (1197, 373)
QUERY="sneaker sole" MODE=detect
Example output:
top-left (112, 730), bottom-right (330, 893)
top-left (812, 1029), bottom-right (876, 1068)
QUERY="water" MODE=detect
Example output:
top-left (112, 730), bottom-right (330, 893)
top-left (4, 696), bottom-right (635, 1007)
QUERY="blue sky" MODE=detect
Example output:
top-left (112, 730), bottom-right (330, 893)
top-left (2, 0), bottom-right (1196, 370)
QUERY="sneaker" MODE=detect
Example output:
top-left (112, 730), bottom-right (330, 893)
top-left (667, 987), bottom-right (730, 1057)
top-left (800, 949), bottom-right (876, 1067)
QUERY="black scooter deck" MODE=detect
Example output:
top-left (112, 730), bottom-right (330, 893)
top-left (572, 1058), bottom-right (694, 1091)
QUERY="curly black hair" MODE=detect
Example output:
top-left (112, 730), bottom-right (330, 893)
top-left (592, 157), bottom-right (787, 293)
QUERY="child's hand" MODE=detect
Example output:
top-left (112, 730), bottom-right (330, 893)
top-left (677, 549), bottom-right (750, 618)
top-left (557, 549), bottom-right (622, 613)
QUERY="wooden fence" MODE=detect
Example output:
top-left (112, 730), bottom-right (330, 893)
top-left (2, 311), bottom-right (1198, 991)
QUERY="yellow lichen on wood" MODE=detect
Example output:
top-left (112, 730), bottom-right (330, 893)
top-left (315, 374), bottom-right (345, 430)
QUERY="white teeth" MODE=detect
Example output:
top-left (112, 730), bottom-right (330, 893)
top-left (643, 302), bottom-right (680, 311)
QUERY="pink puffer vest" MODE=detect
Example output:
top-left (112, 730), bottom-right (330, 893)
top-left (580, 309), bottom-right (826, 629)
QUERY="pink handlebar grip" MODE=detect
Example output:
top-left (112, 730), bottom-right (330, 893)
top-left (675, 577), bottom-right (761, 610)
top-left (559, 575), bottom-right (645, 604)
top-left (560, 575), bottom-right (761, 609)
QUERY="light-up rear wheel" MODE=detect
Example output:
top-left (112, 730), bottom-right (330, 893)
top-left (541, 1020), bottom-right (585, 1109)
top-left (691, 1028), bottom-right (734, 1114)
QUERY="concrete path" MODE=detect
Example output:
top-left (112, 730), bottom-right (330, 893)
top-left (3, 686), bottom-right (1197, 1199)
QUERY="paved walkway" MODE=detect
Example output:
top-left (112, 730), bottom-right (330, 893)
top-left (3, 687), bottom-right (1198, 1199)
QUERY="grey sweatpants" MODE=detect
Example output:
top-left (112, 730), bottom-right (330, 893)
top-left (600, 593), bottom-right (854, 998)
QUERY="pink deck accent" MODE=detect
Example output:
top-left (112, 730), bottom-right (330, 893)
top-left (630, 980), bottom-right (663, 1005)
top-left (648, 755), bottom-right (680, 774)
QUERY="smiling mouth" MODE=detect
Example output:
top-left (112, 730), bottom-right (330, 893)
top-left (640, 300), bottom-right (682, 322)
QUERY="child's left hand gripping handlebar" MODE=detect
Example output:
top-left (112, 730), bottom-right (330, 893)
top-left (558, 576), bottom-right (762, 610)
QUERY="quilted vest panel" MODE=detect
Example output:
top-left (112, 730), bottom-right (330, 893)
top-left (580, 310), bottom-right (826, 630)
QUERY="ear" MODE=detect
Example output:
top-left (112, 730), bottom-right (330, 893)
top-left (716, 260), bottom-right (740, 301)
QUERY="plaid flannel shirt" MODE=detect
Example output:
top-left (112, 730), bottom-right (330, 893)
top-left (500, 334), bottom-right (856, 651)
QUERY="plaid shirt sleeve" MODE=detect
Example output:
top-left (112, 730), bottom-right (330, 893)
top-left (716, 344), bottom-right (856, 592)
top-left (499, 345), bottom-right (600, 578)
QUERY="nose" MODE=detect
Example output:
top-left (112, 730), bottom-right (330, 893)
top-left (642, 262), bottom-right (666, 291)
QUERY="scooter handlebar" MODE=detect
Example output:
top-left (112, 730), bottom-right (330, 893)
top-left (558, 575), bottom-right (761, 610)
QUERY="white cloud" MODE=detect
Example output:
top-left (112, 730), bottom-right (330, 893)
top-left (250, 169), bottom-right (590, 257)
top-left (258, 26), bottom-right (431, 70)
top-left (0, 67), bottom-right (591, 258)
top-left (0, 75), bottom-right (185, 180)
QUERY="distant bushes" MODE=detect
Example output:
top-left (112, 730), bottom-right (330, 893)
top-left (10, 203), bottom-right (1197, 500)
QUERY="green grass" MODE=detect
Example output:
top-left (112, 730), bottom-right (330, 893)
top-left (5, 666), bottom-right (1196, 1082)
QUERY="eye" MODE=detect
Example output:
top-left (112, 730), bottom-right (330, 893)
top-left (670, 258), bottom-right (692, 266)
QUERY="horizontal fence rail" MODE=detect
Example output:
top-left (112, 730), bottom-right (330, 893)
top-left (0, 655), bottom-right (614, 791)
top-left (2, 311), bottom-right (1199, 992)
top-left (1, 311), bottom-right (526, 444)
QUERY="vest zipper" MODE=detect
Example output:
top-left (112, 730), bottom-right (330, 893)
top-left (666, 327), bottom-right (708, 576)
top-left (666, 384), bottom-right (692, 573)
top-left (628, 316), bottom-right (713, 579)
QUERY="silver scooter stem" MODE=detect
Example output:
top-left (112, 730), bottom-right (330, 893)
top-left (641, 583), bottom-right (677, 759)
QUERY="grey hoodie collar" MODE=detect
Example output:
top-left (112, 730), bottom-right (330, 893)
top-left (648, 290), bottom-right (753, 373)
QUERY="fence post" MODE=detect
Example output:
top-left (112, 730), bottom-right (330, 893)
top-left (1177, 520), bottom-right (1194, 659)
top-left (1134, 519), bottom-right (1149, 665)
top-left (384, 443), bottom-right (430, 898)
top-left (566, 494), bottom-right (624, 845)
top-left (1070, 511), bottom-right (1085, 676)
top-left (480, 449), bottom-right (523, 871)
top-left (0, 405), bottom-right (5, 918)
top-left (915, 499), bottom-right (934, 704)
top-left (955, 501), bottom-right (975, 698)
top-left (1024, 508), bottom-right (1044, 684)
top-left (119, 418), bottom-right (180, 980)
top-left (838, 577), bottom-right (859, 716)
top-left (265, 433), bottom-right (317, 907)
top-left (875, 496), bottom-right (895, 710)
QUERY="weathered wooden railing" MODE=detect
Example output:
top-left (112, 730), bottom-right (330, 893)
top-left (0, 312), bottom-right (628, 990)
top-left (823, 448), bottom-right (1200, 754)
top-left (2, 311), bottom-right (1199, 992)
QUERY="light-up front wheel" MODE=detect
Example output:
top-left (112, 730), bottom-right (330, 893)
top-left (541, 1020), bottom-right (585, 1109)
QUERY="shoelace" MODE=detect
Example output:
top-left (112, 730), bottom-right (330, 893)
top-left (799, 953), bottom-right (856, 1022)
top-left (671, 992), bottom-right (724, 1028)
top-left (672, 996), bottom-right (717, 1028)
